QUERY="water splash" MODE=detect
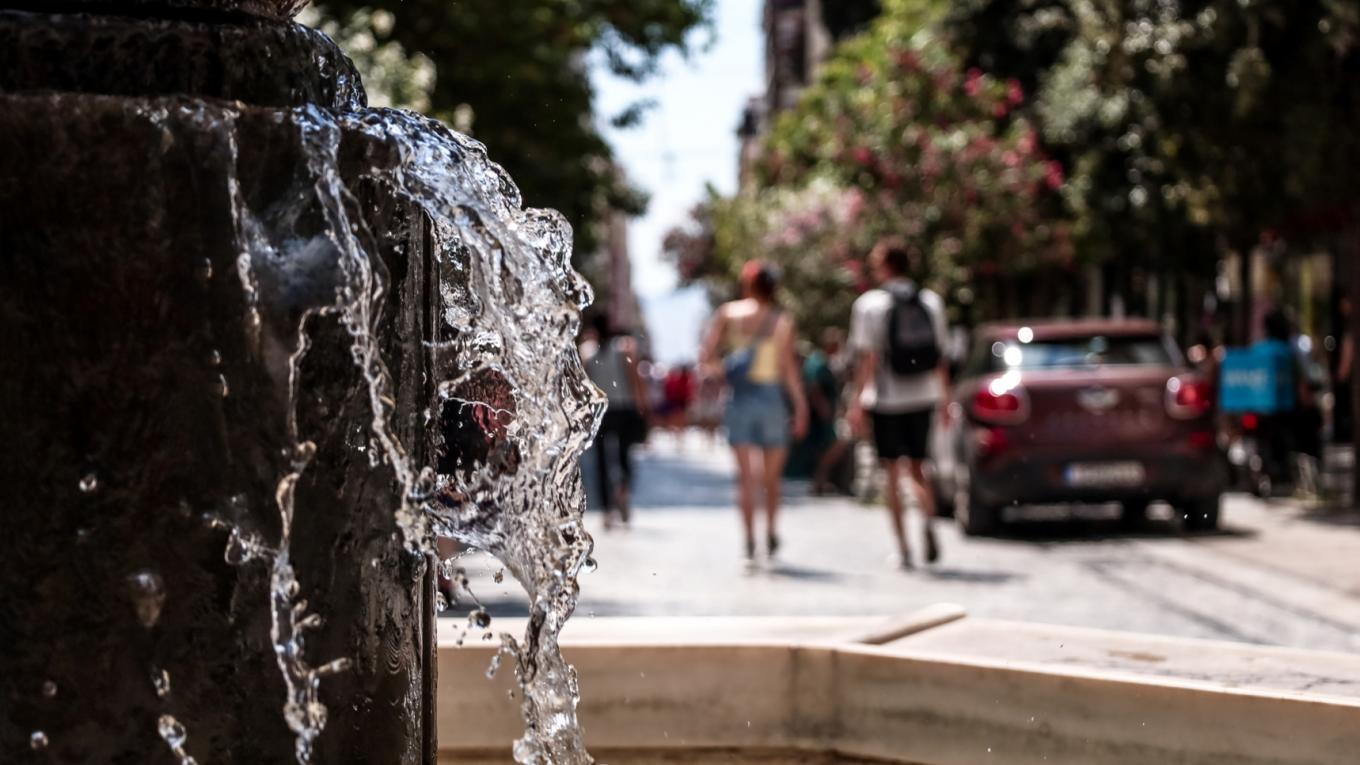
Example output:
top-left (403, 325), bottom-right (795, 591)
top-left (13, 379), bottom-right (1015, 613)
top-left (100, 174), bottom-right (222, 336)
top-left (331, 108), bottom-right (605, 764)
top-left (206, 100), bottom-right (604, 763)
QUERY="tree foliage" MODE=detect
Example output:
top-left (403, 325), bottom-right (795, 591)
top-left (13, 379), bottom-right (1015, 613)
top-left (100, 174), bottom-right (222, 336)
top-left (667, 0), bottom-right (1070, 333)
top-left (948, 0), bottom-right (1360, 275)
top-left (312, 0), bottom-right (712, 258)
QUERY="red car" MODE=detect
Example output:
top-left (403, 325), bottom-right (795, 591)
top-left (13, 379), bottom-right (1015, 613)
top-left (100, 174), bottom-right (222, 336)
top-left (931, 319), bottom-right (1224, 535)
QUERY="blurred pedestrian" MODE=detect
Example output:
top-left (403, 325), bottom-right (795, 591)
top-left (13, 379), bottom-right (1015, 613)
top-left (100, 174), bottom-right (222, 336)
top-left (659, 364), bottom-right (697, 444)
top-left (846, 239), bottom-right (950, 569)
top-left (700, 261), bottom-right (808, 563)
top-left (1333, 295), bottom-right (1354, 444)
top-left (692, 371), bottom-right (725, 443)
top-left (581, 314), bottom-right (651, 529)
top-left (810, 328), bottom-right (854, 495)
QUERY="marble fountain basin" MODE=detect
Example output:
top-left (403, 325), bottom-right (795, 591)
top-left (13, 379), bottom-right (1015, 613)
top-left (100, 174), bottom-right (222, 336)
top-left (438, 605), bottom-right (1360, 764)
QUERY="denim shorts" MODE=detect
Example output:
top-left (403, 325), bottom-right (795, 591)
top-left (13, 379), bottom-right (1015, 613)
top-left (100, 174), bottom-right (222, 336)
top-left (725, 384), bottom-right (789, 448)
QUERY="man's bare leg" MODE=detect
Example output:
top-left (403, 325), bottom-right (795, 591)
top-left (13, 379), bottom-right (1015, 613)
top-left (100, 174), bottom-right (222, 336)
top-left (881, 460), bottom-right (911, 567)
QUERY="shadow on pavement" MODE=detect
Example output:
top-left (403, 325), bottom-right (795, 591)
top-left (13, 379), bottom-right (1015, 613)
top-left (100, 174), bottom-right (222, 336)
top-left (925, 567), bottom-right (1023, 585)
top-left (984, 505), bottom-right (1258, 543)
top-left (1294, 506), bottom-right (1360, 528)
top-left (760, 563), bottom-right (845, 583)
top-left (628, 456), bottom-right (737, 510)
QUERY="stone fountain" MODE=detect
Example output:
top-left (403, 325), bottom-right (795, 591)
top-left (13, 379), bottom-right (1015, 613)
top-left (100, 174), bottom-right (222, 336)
top-left (1, 1), bottom-right (600, 763)
top-left (6, 4), bottom-right (1360, 765)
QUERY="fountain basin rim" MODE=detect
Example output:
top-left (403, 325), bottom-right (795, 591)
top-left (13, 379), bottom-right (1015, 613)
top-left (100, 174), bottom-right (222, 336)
top-left (439, 610), bottom-right (1360, 765)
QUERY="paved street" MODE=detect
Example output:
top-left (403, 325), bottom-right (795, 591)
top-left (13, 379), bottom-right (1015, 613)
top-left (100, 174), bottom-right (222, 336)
top-left (459, 432), bottom-right (1360, 653)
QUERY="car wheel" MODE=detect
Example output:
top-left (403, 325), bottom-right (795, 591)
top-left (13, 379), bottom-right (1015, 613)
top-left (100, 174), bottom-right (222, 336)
top-left (1119, 500), bottom-right (1149, 527)
top-left (931, 471), bottom-right (956, 519)
top-left (1179, 495), bottom-right (1221, 532)
top-left (956, 469), bottom-right (999, 536)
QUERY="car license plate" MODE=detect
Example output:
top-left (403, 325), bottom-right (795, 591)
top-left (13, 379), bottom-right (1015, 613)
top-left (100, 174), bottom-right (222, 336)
top-left (1065, 462), bottom-right (1145, 487)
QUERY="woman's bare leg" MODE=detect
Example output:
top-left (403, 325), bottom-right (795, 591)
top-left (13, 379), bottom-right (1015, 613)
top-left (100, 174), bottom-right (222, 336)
top-left (762, 446), bottom-right (787, 555)
top-left (733, 445), bottom-right (759, 558)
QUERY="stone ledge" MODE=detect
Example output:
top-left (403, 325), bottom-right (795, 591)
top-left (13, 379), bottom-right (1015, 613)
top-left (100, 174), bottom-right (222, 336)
top-left (438, 610), bottom-right (1360, 764)
top-left (889, 616), bottom-right (1360, 701)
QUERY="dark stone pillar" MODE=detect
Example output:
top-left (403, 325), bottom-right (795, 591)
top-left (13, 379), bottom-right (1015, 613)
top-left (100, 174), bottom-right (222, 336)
top-left (0, 8), bottom-right (435, 764)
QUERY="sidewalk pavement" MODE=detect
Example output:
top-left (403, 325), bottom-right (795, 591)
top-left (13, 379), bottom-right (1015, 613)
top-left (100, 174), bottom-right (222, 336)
top-left (452, 430), bottom-right (1360, 653)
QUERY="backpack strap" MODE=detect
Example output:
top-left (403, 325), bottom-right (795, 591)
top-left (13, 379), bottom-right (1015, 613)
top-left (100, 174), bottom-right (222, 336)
top-left (886, 281), bottom-right (920, 303)
top-left (753, 308), bottom-right (781, 341)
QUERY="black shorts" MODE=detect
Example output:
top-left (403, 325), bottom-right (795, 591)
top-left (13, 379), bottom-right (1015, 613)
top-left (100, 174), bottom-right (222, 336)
top-left (870, 408), bottom-right (933, 461)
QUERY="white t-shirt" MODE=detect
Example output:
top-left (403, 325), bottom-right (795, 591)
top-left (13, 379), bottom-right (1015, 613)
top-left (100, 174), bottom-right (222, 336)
top-left (848, 279), bottom-right (948, 413)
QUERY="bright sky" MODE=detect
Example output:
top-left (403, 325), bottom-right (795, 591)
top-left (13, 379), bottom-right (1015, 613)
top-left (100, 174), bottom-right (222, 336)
top-left (590, 1), bottom-right (764, 363)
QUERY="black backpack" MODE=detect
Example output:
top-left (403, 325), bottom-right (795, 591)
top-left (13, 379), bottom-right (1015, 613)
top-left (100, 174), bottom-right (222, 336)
top-left (885, 284), bottom-right (941, 375)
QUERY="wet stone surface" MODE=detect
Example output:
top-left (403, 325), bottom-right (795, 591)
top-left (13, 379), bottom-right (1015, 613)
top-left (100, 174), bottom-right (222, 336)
top-left (2, 0), bottom-right (311, 20)
top-left (0, 93), bottom-right (432, 764)
top-left (0, 9), bottom-right (363, 109)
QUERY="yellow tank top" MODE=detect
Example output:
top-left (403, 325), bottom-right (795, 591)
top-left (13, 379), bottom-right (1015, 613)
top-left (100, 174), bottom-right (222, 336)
top-left (728, 311), bottom-right (781, 385)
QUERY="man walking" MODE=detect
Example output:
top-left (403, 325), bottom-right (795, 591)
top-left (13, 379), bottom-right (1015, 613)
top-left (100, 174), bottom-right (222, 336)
top-left (847, 239), bottom-right (950, 568)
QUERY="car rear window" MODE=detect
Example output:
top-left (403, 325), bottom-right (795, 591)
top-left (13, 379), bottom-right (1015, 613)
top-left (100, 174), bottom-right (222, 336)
top-left (966, 334), bottom-right (1179, 374)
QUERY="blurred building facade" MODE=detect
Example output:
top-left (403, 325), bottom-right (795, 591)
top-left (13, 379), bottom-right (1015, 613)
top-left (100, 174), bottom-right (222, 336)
top-left (598, 207), bottom-right (643, 335)
top-left (738, 0), bottom-right (881, 191)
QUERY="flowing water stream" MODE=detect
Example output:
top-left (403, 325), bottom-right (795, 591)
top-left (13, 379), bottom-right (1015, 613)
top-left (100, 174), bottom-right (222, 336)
top-left (215, 101), bottom-right (604, 764)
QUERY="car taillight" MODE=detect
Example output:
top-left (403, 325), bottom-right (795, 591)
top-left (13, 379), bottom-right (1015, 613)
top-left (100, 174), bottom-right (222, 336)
top-left (975, 426), bottom-right (1011, 457)
top-left (1166, 375), bottom-right (1211, 419)
top-left (1188, 430), bottom-right (1215, 450)
top-left (1241, 413), bottom-right (1259, 432)
top-left (972, 377), bottom-right (1028, 425)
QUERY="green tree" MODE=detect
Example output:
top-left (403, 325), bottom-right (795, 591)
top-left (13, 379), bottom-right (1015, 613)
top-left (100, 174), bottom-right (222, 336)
top-left (312, 0), bottom-right (712, 259)
top-left (947, 0), bottom-right (1360, 331)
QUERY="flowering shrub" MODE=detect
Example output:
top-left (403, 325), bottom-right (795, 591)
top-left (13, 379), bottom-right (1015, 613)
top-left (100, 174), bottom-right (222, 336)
top-left (758, 30), bottom-right (1071, 287)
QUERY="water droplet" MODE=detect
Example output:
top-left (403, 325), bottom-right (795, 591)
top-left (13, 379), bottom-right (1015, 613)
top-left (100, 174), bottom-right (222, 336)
top-left (583, 557), bottom-right (598, 574)
top-left (158, 714), bottom-right (187, 749)
top-left (215, 374), bottom-right (230, 398)
top-left (78, 473), bottom-right (99, 493)
top-left (126, 570), bottom-right (166, 629)
top-left (152, 668), bottom-right (171, 698)
top-left (208, 349), bottom-right (222, 367)
top-left (435, 591), bottom-right (448, 612)
top-left (492, 569), bottom-right (504, 584)
top-left (469, 608), bottom-right (492, 629)
top-left (41, 680), bottom-right (57, 698)
top-left (315, 657), bottom-right (352, 677)
top-left (197, 258), bottom-right (213, 282)
top-left (224, 528), bottom-right (265, 565)
top-left (30, 730), bottom-right (48, 750)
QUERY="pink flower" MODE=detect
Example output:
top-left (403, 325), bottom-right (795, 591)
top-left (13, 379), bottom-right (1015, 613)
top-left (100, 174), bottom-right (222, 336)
top-left (1045, 160), bottom-right (1064, 190)
top-left (993, 102), bottom-right (1009, 119)
top-left (852, 146), bottom-right (874, 167)
top-left (1006, 79), bottom-right (1024, 106)
top-left (844, 188), bottom-right (866, 222)
top-left (1002, 150), bottom-right (1020, 168)
top-left (964, 68), bottom-right (984, 97)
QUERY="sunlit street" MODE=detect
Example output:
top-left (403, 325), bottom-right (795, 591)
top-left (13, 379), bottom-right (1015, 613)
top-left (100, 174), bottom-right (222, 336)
top-left (450, 433), bottom-right (1360, 654)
